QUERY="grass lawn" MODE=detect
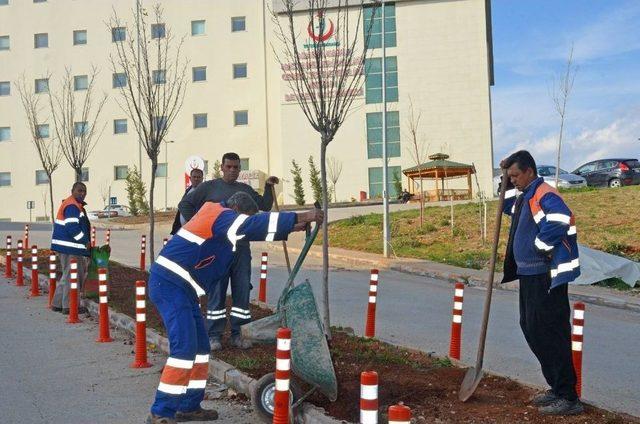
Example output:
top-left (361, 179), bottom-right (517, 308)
top-left (322, 185), bottom-right (640, 278)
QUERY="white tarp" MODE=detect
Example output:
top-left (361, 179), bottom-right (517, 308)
top-left (572, 244), bottom-right (640, 287)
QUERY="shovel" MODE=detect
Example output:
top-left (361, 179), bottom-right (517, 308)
top-left (459, 168), bottom-right (509, 402)
top-left (271, 184), bottom-right (292, 275)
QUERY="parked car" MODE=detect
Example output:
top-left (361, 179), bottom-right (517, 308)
top-left (572, 159), bottom-right (640, 188)
top-left (493, 165), bottom-right (587, 195)
top-left (96, 204), bottom-right (131, 218)
top-left (86, 210), bottom-right (100, 221)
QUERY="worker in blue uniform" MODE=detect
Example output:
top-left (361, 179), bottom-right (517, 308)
top-left (146, 192), bottom-right (322, 424)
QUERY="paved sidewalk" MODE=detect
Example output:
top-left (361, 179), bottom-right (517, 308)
top-left (0, 276), bottom-right (253, 424)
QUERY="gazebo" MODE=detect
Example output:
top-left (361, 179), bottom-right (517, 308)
top-left (402, 153), bottom-right (476, 202)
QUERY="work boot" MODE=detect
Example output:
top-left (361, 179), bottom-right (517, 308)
top-left (229, 335), bottom-right (252, 349)
top-left (51, 306), bottom-right (62, 312)
top-left (538, 398), bottom-right (584, 415)
top-left (146, 413), bottom-right (177, 424)
top-left (77, 306), bottom-right (88, 314)
top-left (175, 407), bottom-right (219, 422)
top-left (531, 389), bottom-right (559, 406)
top-left (62, 308), bottom-right (69, 315)
top-left (209, 337), bottom-right (222, 352)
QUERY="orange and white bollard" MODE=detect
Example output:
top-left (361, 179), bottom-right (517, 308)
top-left (67, 259), bottom-right (81, 324)
top-left (16, 240), bottom-right (24, 286)
top-left (105, 228), bottom-right (111, 246)
top-left (273, 327), bottom-right (292, 424)
top-left (360, 371), bottom-right (378, 424)
top-left (162, 237), bottom-right (168, 246)
top-left (571, 302), bottom-right (585, 398)
top-left (30, 245), bottom-right (41, 297)
top-left (5, 235), bottom-right (12, 278)
top-left (23, 224), bottom-right (29, 253)
top-left (364, 269), bottom-right (379, 338)
top-left (139, 235), bottom-right (146, 270)
top-left (449, 282), bottom-right (465, 360)
top-left (258, 252), bottom-right (268, 303)
top-left (388, 403), bottom-right (411, 424)
top-left (96, 268), bottom-right (113, 342)
top-left (131, 280), bottom-right (152, 368)
top-left (91, 227), bottom-right (96, 247)
top-left (48, 254), bottom-right (57, 309)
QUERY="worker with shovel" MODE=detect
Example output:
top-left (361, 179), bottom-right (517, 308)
top-left (501, 150), bottom-right (582, 416)
top-left (146, 192), bottom-right (322, 424)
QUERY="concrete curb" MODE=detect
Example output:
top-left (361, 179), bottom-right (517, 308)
top-left (1, 257), bottom-right (344, 424)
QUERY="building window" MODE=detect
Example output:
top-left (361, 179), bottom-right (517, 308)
top-left (74, 121), bottom-right (88, 137)
top-left (35, 170), bottom-right (49, 185)
top-left (81, 167), bottom-right (89, 182)
top-left (73, 30), bottom-right (87, 45)
top-left (112, 27), bottom-right (126, 42)
top-left (156, 163), bottom-right (167, 178)
top-left (114, 119), bottom-right (127, 134)
top-left (193, 113), bottom-right (207, 129)
top-left (0, 172), bottom-right (11, 187)
top-left (0, 127), bottom-right (10, 141)
top-left (191, 20), bottom-right (205, 36)
top-left (192, 66), bottom-right (206, 82)
top-left (234, 110), bottom-right (248, 126)
top-left (36, 124), bottom-right (49, 139)
top-left (233, 63), bottom-right (247, 79)
top-left (151, 23), bottom-right (166, 39)
top-left (368, 165), bottom-right (401, 198)
top-left (363, 3), bottom-right (396, 49)
top-left (0, 36), bottom-right (9, 50)
top-left (154, 116), bottom-right (167, 132)
top-left (240, 158), bottom-right (250, 170)
top-left (35, 78), bottom-right (49, 93)
top-left (112, 72), bottom-right (127, 88)
top-left (153, 70), bottom-right (166, 85)
top-left (33, 0), bottom-right (47, 3)
top-left (365, 56), bottom-right (398, 104)
top-left (0, 81), bottom-right (9, 96)
top-left (34, 33), bottom-right (48, 48)
top-left (74, 75), bottom-right (88, 91)
top-left (366, 111), bottom-right (400, 159)
top-left (0, 1), bottom-right (8, 6)
top-left (231, 16), bottom-right (246, 32)
top-left (114, 166), bottom-right (129, 180)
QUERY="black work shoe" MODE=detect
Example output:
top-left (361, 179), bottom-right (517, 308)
top-left (77, 306), bottom-right (88, 314)
top-left (531, 389), bottom-right (559, 406)
top-left (175, 407), bottom-right (218, 422)
top-left (51, 306), bottom-right (62, 312)
top-left (539, 398), bottom-right (584, 415)
top-left (209, 337), bottom-right (222, 352)
top-left (62, 308), bottom-right (69, 315)
top-left (146, 414), bottom-right (177, 424)
top-left (229, 335), bottom-right (252, 349)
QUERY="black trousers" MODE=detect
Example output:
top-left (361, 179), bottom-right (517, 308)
top-left (519, 274), bottom-right (578, 400)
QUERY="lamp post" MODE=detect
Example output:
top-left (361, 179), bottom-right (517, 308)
top-left (164, 140), bottom-right (174, 211)
top-left (378, 0), bottom-right (390, 258)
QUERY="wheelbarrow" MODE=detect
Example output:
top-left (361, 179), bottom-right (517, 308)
top-left (241, 222), bottom-right (338, 422)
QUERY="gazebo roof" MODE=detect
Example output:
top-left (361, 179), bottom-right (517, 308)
top-left (403, 153), bottom-right (475, 179)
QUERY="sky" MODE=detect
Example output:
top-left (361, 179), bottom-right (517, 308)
top-left (491, 0), bottom-right (640, 170)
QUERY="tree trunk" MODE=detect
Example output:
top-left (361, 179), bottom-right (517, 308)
top-left (74, 167), bottom-right (82, 183)
top-left (555, 116), bottom-right (565, 188)
top-left (47, 177), bottom-right (55, 224)
top-left (320, 137), bottom-right (332, 339)
top-left (149, 160), bottom-right (157, 263)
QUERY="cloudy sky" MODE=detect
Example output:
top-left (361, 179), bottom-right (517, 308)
top-left (491, 0), bottom-right (640, 170)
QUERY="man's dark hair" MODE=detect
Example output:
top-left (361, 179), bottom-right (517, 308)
top-left (227, 192), bottom-right (259, 215)
top-left (190, 168), bottom-right (203, 177)
top-left (222, 152), bottom-right (240, 164)
top-left (72, 182), bottom-right (86, 191)
top-left (504, 150), bottom-right (537, 176)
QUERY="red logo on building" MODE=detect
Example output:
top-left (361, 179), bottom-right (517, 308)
top-left (307, 12), bottom-right (334, 42)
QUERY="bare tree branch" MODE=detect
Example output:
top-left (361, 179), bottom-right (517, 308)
top-left (405, 97), bottom-right (429, 227)
top-left (327, 156), bottom-right (343, 202)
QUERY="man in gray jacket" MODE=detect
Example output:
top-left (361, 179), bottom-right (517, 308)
top-left (178, 152), bottom-right (279, 350)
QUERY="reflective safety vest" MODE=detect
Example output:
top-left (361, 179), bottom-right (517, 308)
top-left (151, 202), bottom-right (297, 298)
top-left (51, 196), bottom-right (91, 256)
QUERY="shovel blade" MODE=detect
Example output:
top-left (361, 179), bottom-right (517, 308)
top-left (458, 366), bottom-right (484, 402)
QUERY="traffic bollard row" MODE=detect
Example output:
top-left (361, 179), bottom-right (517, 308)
top-left (67, 259), bottom-right (81, 324)
top-left (30, 245), bottom-right (41, 297)
top-left (16, 240), bottom-right (24, 286)
top-left (365, 270), bottom-right (379, 338)
top-left (449, 282), bottom-right (465, 360)
top-left (97, 268), bottom-right (113, 342)
top-left (5, 235), bottom-right (12, 278)
top-left (572, 302), bottom-right (585, 398)
top-left (48, 254), bottom-right (57, 309)
top-left (273, 327), bottom-right (292, 424)
top-left (131, 280), bottom-right (152, 368)
top-left (258, 252), bottom-right (268, 303)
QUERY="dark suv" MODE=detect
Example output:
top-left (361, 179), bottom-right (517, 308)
top-left (572, 159), bottom-right (640, 188)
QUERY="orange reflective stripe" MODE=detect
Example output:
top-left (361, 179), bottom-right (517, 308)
top-left (528, 182), bottom-right (559, 217)
top-left (56, 196), bottom-right (84, 221)
top-left (160, 365), bottom-right (192, 386)
top-left (190, 362), bottom-right (209, 380)
top-left (182, 203), bottom-right (227, 240)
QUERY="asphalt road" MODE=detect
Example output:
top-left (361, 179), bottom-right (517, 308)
top-left (1, 221), bottom-right (639, 418)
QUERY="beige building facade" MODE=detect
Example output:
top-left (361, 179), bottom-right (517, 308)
top-left (0, 0), bottom-right (494, 222)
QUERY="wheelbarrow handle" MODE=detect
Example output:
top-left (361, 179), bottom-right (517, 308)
top-left (285, 202), bottom-right (322, 290)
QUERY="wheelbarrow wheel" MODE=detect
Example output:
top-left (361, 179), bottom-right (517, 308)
top-left (251, 372), bottom-right (303, 423)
